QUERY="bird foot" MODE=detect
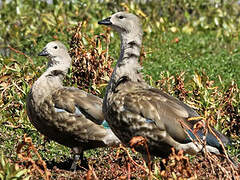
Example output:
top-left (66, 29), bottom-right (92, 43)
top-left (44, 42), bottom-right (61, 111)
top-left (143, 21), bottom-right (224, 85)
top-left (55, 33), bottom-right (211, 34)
top-left (70, 154), bottom-right (89, 171)
top-left (70, 161), bottom-right (77, 171)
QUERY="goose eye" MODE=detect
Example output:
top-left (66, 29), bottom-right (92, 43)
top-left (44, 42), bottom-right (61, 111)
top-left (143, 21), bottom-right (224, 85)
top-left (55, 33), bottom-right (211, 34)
top-left (119, 15), bottom-right (124, 19)
top-left (53, 46), bottom-right (58, 49)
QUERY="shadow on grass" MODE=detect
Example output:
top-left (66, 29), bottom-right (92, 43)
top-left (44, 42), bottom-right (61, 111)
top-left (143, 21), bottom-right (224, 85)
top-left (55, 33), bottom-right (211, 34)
top-left (45, 158), bottom-right (88, 171)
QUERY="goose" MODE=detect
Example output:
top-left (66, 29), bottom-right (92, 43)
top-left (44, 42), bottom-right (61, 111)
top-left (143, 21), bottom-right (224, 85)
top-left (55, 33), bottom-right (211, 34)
top-left (26, 41), bottom-right (120, 170)
top-left (98, 12), bottom-right (231, 163)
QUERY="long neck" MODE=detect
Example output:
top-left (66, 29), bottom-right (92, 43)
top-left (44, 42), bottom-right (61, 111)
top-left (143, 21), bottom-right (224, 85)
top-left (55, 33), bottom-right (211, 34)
top-left (107, 30), bottom-right (145, 93)
top-left (46, 55), bottom-right (71, 75)
top-left (103, 30), bottom-right (145, 112)
top-left (114, 32), bottom-right (143, 83)
top-left (31, 57), bottom-right (70, 105)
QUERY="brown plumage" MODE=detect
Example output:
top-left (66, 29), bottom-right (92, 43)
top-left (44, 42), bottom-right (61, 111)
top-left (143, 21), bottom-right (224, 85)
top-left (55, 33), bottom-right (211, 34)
top-left (98, 12), bottom-right (231, 162)
top-left (26, 41), bottom-right (120, 170)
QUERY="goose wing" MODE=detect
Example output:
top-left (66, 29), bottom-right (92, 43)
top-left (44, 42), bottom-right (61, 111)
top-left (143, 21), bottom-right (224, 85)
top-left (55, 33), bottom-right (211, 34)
top-left (112, 81), bottom-right (229, 149)
top-left (118, 87), bottom-right (194, 143)
top-left (52, 87), bottom-right (104, 125)
top-left (37, 87), bottom-right (107, 145)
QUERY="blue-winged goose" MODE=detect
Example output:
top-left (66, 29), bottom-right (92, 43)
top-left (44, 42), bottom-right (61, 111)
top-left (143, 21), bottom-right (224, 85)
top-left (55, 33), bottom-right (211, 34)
top-left (98, 12), bottom-right (231, 162)
top-left (26, 41), bottom-right (120, 170)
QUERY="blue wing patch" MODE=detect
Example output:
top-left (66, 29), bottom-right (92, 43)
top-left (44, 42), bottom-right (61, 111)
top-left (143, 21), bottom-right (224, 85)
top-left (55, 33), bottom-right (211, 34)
top-left (54, 106), bottom-right (82, 116)
top-left (145, 118), bottom-right (155, 123)
top-left (74, 106), bottom-right (82, 116)
top-left (102, 120), bottom-right (110, 129)
top-left (185, 129), bottom-right (201, 142)
top-left (54, 107), bottom-right (66, 113)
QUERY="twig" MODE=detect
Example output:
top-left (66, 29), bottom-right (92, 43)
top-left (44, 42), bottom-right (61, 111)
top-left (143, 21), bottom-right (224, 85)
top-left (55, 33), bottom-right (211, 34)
top-left (17, 134), bottom-right (51, 180)
top-left (0, 84), bottom-right (14, 102)
top-left (179, 115), bottom-right (239, 179)
top-left (88, 164), bottom-right (99, 180)
top-left (203, 114), bottom-right (216, 175)
top-left (207, 120), bottom-right (239, 179)
top-left (12, 81), bottom-right (26, 95)
top-left (116, 144), bottom-right (158, 180)
top-left (117, 144), bottom-right (147, 173)
top-left (178, 118), bottom-right (203, 145)
top-left (8, 45), bottom-right (34, 66)
top-left (127, 162), bottom-right (131, 180)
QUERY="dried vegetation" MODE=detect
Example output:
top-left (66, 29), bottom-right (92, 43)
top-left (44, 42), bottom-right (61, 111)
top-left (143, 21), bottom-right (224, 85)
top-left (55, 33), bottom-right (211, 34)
top-left (0, 0), bottom-right (240, 179)
top-left (69, 22), bottom-right (113, 95)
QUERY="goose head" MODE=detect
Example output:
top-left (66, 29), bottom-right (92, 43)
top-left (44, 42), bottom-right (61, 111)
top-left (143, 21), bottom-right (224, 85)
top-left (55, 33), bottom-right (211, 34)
top-left (38, 41), bottom-right (71, 68)
top-left (98, 12), bottom-right (142, 38)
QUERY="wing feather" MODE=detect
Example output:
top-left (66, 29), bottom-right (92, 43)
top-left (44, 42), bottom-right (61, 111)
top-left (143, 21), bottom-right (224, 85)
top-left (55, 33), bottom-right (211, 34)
top-left (37, 91), bottom-right (108, 147)
top-left (118, 86), bottom-right (198, 142)
top-left (52, 87), bottom-right (104, 125)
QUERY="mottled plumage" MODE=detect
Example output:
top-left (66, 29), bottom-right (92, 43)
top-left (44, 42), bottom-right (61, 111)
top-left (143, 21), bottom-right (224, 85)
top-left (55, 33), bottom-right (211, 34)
top-left (98, 12), bottom-right (230, 160)
top-left (26, 41), bottom-right (120, 170)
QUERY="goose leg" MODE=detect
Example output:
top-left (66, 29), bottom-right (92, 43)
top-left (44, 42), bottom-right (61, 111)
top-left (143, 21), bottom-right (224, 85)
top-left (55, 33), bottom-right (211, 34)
top-left (142, 153), bottom-right (154, 171)
top-left (70, 153), bottom-right (80, 171)
top-left (79, 151), bottom-right (88, 169)
top-left (70, 147), bottom-right (86, 171)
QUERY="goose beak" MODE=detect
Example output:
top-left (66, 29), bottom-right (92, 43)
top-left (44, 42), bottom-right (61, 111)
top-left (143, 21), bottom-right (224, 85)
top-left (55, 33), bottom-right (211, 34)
top-left (98, 17), bottom-right (112, 25)
top-left (38, 48), bottom-right (49, 56)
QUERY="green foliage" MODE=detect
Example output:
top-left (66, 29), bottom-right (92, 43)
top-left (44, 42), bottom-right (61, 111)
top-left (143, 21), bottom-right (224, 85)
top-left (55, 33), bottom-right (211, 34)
top-left (131, 0), bottom-right (240, 37)
top-left (0, 0), bottom-right (240, 178)
top-left (0, 152), bottom-right (30, 180)
top-left (0, 0), bottom-right (106, 53)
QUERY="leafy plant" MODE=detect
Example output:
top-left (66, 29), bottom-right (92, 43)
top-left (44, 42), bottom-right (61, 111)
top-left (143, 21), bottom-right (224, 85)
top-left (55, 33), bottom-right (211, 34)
top-left (0, 151), bottom-right (30, 180)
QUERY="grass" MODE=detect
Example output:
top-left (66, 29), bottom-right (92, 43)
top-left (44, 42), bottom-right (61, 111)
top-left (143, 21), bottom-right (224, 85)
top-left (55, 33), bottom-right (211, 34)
top-left (142, 31), bottom-right (240, 87)
top-left (0, 0), bottom-right (240, 179)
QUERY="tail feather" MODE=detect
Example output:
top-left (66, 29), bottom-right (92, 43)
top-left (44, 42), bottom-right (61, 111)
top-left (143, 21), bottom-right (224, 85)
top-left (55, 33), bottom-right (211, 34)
top-left (101, 120), bottom-right (121, 146)
top-left (186, 127), bottom-right (231, 153)
top-left (103, 129), bottom-right (121, 146)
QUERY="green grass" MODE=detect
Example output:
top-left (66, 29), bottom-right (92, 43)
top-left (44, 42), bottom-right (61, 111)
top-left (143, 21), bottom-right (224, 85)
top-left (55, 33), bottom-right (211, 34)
top-left (142, 31), bottom-right (240, 87)
top-left (0, 0), bottom-right (240, 178)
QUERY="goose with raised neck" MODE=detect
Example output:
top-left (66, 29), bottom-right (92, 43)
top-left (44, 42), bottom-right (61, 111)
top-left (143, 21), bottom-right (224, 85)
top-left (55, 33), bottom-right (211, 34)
top-left (99, 12), bottom-right (148, 112)
top-left (98, 12), bottom-right (232, 163)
